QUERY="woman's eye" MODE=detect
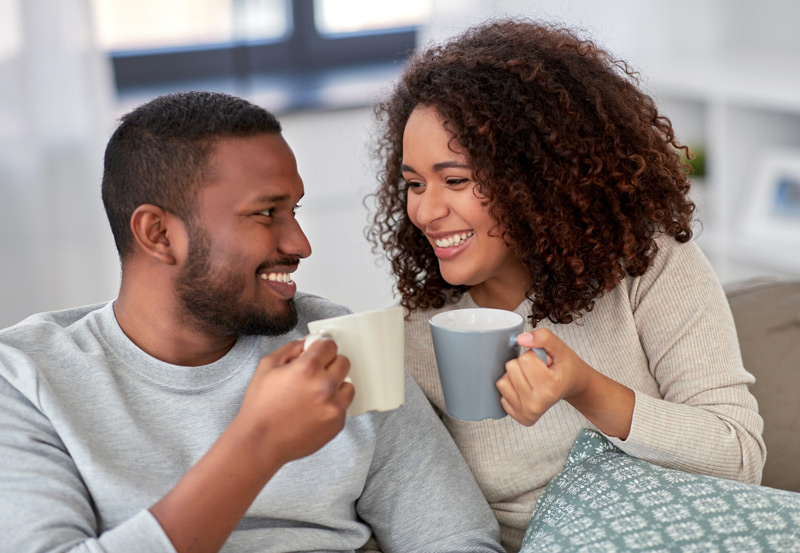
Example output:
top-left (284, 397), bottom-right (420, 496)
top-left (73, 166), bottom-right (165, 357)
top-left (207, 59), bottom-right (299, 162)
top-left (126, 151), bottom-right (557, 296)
top-left (446, 178), bottom-right (468, 186)
top-left (403, 180), bottom-right (424, 190)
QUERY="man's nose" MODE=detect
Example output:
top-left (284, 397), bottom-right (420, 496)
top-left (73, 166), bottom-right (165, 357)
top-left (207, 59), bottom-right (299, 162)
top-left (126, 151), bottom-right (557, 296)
top-left (278, 216), bottom-right (312, 259)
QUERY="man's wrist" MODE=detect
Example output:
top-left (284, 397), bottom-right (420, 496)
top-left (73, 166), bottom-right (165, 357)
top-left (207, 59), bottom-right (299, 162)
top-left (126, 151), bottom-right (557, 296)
top-left (224, 414), bottom-right (288, 475)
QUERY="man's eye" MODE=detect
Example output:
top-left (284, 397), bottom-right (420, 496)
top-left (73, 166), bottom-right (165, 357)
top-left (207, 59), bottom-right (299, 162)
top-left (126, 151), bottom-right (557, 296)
top-left (259, 208), bottom-right (275, 217)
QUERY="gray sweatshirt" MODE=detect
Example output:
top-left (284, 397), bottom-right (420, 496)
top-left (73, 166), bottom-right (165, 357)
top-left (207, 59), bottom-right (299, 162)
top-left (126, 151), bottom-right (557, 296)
top-left (0, 292), bottom-right (503, 553)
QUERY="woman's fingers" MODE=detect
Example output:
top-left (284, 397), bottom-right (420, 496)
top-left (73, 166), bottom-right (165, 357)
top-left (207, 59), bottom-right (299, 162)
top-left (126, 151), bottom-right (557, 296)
top-left (517, 328), bottom-right (560, 364)
top-left (496, 370), bottom-right (522, 410)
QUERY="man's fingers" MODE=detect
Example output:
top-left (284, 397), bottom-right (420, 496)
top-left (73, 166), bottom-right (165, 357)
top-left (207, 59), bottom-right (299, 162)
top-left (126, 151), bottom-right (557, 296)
top-left (326, 354), bottom-right (351, 383)
top-left (299, 336), bottom-right (339, 367)
top-left (260, 339), bottom-right (306, 369)
top-left (335, 381), bottom-right (356, 411)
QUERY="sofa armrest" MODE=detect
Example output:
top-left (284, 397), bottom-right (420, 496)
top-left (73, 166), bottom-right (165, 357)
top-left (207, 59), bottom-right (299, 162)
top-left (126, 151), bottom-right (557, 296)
top-left (724, 277), bottom-right (800, 492)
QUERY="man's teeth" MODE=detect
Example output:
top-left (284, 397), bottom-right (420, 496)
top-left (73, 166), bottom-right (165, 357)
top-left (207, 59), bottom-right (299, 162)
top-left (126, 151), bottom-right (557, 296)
top-left (434, 231), bottom-right (474, 248)
top-left (259, 272), bottom-right (292, 283)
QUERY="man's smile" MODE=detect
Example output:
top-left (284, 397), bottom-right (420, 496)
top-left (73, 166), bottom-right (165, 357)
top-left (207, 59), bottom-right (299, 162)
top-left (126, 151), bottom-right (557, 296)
top-left (259, 272), bottom-right (292, 283)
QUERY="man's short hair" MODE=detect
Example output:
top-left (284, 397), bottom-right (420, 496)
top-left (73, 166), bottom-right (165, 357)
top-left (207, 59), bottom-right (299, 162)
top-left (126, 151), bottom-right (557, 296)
top-left (101, 91), bottom-right (282, 258)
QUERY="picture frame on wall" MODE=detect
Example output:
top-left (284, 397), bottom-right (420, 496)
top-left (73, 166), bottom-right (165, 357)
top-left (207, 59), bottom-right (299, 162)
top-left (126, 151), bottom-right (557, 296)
top-left (743, 150), bottom-right (800, 246)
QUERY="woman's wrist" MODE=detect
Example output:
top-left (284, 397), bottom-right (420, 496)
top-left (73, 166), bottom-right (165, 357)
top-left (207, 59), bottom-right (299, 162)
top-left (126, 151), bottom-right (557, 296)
top-left (566, 368), bottom-right (635, 440)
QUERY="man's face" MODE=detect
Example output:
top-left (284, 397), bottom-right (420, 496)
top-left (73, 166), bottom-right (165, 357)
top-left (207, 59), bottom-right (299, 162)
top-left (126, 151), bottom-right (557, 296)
top-left (175, 134), bottom-right (311, 337)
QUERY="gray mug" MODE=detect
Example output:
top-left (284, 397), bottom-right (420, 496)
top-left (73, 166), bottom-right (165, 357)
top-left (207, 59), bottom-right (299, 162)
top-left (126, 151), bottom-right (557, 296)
top-left (429, 308), bottom-right (546, 421)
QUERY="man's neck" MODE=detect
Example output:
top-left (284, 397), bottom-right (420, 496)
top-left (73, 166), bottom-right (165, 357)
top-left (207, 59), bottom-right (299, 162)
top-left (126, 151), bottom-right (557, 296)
top-left (113, 288), bottom-right (238, 367)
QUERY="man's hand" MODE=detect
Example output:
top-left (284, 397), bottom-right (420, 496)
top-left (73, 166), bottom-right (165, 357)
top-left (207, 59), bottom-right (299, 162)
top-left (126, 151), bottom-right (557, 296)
top-left (235, 338), bottom-right (355, 466)
top-left (150, 338), bottom-right (354, 553)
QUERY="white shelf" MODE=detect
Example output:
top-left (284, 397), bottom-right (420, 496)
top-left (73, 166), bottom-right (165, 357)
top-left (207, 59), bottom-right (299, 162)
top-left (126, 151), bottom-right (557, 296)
top-left (648, 57), bottom-right (800, 282)
top-left (647, 57), bottom-right (800, 113)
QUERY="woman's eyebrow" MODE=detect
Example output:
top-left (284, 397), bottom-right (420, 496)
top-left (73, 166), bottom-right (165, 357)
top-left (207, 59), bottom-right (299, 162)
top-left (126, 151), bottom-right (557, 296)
top-left (401, 161), bottom-right (470, 173)
top-left (433, 161), bottom-right (470, 171)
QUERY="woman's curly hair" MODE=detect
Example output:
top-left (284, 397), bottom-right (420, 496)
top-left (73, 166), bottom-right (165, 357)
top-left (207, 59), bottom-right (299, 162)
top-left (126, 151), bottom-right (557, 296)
top-left (366, 18), bottom-right (695, 325)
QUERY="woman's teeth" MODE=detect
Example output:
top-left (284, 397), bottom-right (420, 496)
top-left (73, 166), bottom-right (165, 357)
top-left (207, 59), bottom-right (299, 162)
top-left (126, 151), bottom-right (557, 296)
top-left (259, 272), bottom-right (291, 283)
top-left (434, 231), bottom-right (474, 248)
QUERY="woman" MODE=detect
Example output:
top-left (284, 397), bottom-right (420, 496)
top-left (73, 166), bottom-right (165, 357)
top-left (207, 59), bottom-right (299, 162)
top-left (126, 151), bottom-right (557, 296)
top-left (367, 18), bottom-right (765, 552)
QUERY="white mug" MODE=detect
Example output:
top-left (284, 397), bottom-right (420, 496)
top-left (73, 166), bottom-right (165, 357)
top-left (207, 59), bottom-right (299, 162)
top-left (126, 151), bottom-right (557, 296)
top-left (305, 306), bottom-right (405, 417)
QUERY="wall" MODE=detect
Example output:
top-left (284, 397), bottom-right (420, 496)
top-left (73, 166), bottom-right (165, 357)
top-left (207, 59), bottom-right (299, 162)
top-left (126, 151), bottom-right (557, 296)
top-left (281, 106), bottom-right (397, 313)
top-left (3, 0), bottom-right (800, 328)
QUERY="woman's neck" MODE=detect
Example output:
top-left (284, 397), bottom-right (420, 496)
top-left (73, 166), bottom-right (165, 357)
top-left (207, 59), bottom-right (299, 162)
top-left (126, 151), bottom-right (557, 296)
top-left (468, 285), bottom-right (527, 311)
top-left (467, 262), bottom-right (530, 312)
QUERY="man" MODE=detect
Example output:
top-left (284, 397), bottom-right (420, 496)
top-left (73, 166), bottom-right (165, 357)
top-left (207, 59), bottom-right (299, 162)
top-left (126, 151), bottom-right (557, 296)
top-left (0, 92), bottom-right (502, 553)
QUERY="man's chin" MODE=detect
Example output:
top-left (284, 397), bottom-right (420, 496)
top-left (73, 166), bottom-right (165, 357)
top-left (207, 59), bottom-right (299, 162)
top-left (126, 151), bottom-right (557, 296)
top-left (236, 298), bottom-right (298, 336)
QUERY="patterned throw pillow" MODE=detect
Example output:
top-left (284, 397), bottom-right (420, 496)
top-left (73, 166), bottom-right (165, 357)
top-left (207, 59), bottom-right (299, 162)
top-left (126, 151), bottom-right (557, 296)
top-left (521, 429), bottom-right (800, 553)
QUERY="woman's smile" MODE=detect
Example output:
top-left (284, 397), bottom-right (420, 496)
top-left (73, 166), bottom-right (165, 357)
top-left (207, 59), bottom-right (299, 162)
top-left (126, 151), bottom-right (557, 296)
top-left (430, 230), bottom-right (475, 259)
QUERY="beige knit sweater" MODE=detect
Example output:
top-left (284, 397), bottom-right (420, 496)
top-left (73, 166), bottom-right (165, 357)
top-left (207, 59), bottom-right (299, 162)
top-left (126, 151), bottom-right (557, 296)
top-left (403, 237), bottom-right (766, 552)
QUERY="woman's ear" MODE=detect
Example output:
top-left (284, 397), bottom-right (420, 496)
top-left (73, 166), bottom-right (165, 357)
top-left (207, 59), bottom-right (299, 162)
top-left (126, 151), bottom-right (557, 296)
top-left (129, 204), bottom-right (188, 266)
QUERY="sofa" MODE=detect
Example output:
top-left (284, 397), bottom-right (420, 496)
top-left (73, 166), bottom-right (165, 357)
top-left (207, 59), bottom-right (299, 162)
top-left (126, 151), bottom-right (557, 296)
top-left (358, 278), bottom-right (800, 552)
top-left (724, 277), bottom-right (800, 493)
top-left (516, 277), bottom-right (800, 552)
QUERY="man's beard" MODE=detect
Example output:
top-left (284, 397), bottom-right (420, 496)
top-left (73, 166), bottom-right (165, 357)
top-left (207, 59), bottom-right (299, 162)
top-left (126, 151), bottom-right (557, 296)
top-left (175, 227), bottom-right (298, 336)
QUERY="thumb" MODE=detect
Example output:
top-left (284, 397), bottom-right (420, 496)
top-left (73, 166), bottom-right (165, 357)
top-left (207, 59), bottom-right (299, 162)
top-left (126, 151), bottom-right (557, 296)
top-left (518, 329), bottom-right (561, 361)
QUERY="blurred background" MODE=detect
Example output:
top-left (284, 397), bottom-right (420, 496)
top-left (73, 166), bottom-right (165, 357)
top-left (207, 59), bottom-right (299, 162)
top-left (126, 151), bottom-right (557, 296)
top-left (2, 0), bottom-right (800, 327)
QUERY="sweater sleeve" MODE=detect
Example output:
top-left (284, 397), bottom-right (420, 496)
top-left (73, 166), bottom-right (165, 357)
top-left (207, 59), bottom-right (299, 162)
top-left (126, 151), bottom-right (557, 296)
top-left (0, 349), bottom-right (176, 553)
top-left (606, 238), bottom-right (766, 483)
top-left (355, 372), bottom-right (504, 553)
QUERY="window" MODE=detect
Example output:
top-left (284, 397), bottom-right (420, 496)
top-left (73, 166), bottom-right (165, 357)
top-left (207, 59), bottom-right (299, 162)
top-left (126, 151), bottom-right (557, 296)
top-left (92, 0), bottom-right (289, 51)
top-left (0, 0), bottom-right (22, 61)
top-left (314, 0), bottom-right (431, 35)
top-left (91, 0), bottom-right (429, 107)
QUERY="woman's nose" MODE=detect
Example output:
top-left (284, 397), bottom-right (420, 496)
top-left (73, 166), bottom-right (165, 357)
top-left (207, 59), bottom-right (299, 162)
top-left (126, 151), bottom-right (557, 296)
top-left (411, 185), bottom-right (449, 227)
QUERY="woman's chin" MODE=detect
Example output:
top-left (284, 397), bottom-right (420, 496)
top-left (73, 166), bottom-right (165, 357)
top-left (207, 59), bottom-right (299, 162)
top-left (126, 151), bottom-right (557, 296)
top-left (438, 267), bottom-right (477, 288)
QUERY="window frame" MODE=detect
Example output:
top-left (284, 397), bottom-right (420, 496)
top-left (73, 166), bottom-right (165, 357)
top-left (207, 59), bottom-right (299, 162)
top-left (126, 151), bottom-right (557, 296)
top-left (109, 0), bottom-right (417, 91)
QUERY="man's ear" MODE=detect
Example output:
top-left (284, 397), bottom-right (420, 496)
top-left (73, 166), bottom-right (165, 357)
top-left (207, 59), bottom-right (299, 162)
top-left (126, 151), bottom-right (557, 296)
top-left (130, 204), bottom-right (188, 266)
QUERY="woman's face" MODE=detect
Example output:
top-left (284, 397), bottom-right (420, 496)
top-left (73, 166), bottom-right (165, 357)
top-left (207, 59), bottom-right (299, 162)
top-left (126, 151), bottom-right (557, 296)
top-left (402, 105), bottom-right (528, 300)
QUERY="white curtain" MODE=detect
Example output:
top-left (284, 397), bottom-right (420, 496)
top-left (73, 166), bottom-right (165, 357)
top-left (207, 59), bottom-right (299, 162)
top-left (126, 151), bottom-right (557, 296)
top-left (0, 0), bottom-right (119, 327)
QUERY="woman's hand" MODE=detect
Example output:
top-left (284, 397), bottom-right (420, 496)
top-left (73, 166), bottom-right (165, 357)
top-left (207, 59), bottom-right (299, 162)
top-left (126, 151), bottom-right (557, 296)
top-left (496, 329), bottom-right (634, 438)
top-left (496, 329), bottom-right (589, 426)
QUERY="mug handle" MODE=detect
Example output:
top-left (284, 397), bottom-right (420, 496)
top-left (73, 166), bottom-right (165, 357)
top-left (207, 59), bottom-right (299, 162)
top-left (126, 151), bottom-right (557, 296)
top-left (530, 347), bottom-right (547, 363)
top-left (303, 330), bottom-right (353, 384)
top-left (508, 335), bottom-right (547, 364)
top-left (303, 330), bottom-right (334, 351)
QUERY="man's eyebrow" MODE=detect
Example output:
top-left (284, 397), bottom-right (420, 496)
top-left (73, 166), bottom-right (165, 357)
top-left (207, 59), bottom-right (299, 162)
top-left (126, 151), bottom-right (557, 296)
top-left (251, 193), bottom-right (291, 205)
top-left (401, 161), bottom-right (471, 173)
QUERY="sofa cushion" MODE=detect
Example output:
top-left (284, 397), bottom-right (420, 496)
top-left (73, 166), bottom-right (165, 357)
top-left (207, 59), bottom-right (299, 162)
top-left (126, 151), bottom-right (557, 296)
top-left (724, 278), bottom-right (800, 492)
top-left (521, 429), bottom-right (800, 553)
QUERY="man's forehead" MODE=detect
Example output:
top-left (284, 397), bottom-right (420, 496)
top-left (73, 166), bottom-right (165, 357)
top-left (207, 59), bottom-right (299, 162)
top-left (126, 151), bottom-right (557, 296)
top-left (208, 134), bottom-right (292, 167)
top-left (186, 139), bottom-right (302, 225)
top-left (204, 135), bottom-right (301, 184)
